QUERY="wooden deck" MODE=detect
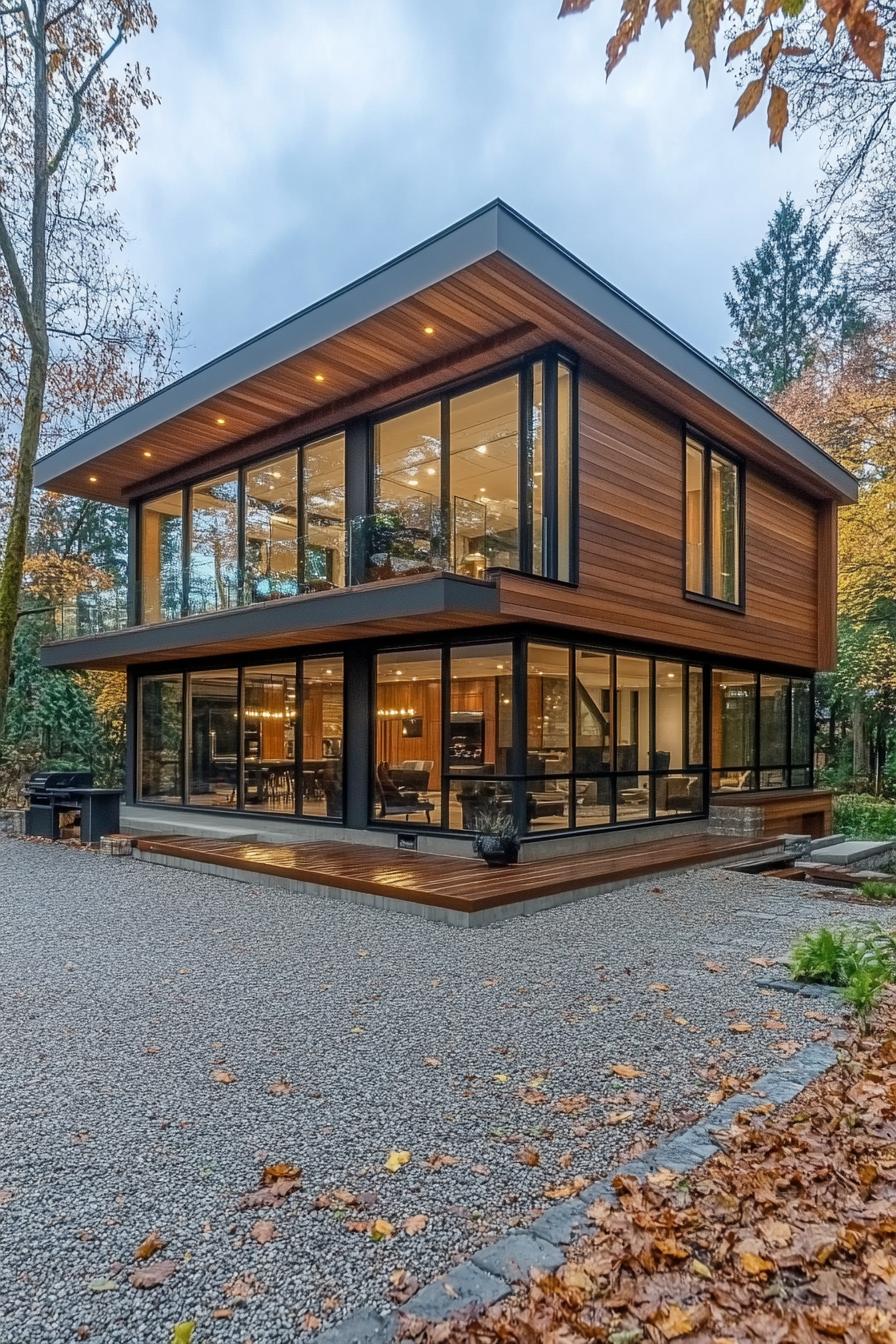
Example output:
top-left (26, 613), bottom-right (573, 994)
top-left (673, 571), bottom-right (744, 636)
top-left (134, 831), bottom-right (777, 916)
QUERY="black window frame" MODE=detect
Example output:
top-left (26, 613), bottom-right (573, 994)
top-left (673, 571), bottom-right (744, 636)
top-left (683, 427), bottom-right (746, 612)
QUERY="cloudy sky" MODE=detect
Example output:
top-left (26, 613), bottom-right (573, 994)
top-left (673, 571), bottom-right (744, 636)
top-left (113, 0), bottom-right (823, 372)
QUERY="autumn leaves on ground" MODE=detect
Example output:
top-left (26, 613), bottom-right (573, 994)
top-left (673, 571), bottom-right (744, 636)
top-left (413, 998), bottom-right (896, 1344)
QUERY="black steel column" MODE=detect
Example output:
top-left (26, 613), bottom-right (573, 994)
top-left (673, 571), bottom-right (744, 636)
top-left (345, 417), bottom-right (369, 584)
top-left (124, 668), bottom-right (138, 805)
top-left (127, 503), bottom-right (139, 626)
top-left (343, 644), bottom-right (371, 830)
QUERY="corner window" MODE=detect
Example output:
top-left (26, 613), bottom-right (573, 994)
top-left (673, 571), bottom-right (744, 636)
top-left (685, 433), bottom-right (742, 606)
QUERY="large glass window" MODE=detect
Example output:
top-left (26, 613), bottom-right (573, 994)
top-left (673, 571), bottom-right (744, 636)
top-left (300, 657), bottom-right (344, 819)
top-left (526, 644), bottom-right (571, 831)
top-left (574, 650), bottom-right (612, 829)
top-left (711, 669), bottom-right (756, 791)
top-left (242, 663), bottom-right (297, 813)
top-left (188, 669), bottom-right (239, 808)
top-left (139, 674), bottom-right (183, 802)
top-left (615, 656), bottom-right (651, 821)
top-left (450, 374), bottom-right (520, 575)
top-left (556, 360), bottom-right (573, 584)
top-left (685, 434), bottom-right (741, 606)
top-left (302, 433), bottom-right (345, 589)
top-left (372, 404), bottom-right (442, 578)
top-left (791, 678), bottom-right (812, 785)
top-left (531, 362), bottom-right (545, 576)
top-left (759, 674), bottom-right (790, 789)
top-left (447, 642), bottom-right (515, 832)
top-left (140, 492), bottom-right (183, 623)
top-left (189, 472), bottom-right (239, 614)
top-left (373, 649), bottom-right (442, 826)
top-left (244, 454), bottom-right (299, 603)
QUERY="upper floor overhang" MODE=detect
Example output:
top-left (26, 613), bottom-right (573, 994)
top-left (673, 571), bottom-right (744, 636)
top-left (34, 201), bottom-right (858, 508)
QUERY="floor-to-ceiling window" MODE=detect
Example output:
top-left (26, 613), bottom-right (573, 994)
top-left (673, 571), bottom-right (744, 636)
top-left (138, 674), bottom-right (183, 802)
top-left (711, 668), bottom-right (756, 791)
top-left (140, 491), bottom-right (183, 623)
top-left (188, 473), bottom-right (240, 614)
top-left (300, 657), bottom-right (344, 819)
top-left (244, 455), bottom-right (299, 603)
top-left (373, 649), bottom-right (443, 826)
top-left (302, 433), bottom-right (346, 589)
top-left (685, 434), bottom-right (742, 607)
top-left (526, 643), bottom-right (571, 830)
top-left (371, 405), bottom-right (443, 578)
top-left (188, 668), bottom-right (239, 807)
top-left (242, 664), bottom-right (297, 813)
top-left (450, 375), bottom-right (520, 575)
top-left (447, 642), bottom-right (515, 831)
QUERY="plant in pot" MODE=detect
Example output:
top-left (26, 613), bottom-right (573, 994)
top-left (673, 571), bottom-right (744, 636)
top-left (472, 798), bottom-right (519, 867)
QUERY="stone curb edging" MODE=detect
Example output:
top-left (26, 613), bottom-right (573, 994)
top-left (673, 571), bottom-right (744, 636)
top-left (319, 1041), bottom-right (838, 1343)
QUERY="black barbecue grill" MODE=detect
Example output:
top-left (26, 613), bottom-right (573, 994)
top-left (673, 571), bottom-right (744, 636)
top-left (24, 770), bottom-right (123, 844)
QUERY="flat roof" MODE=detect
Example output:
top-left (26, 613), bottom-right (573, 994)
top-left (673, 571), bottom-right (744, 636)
top-left (34, 200), bottom-right (858, 504)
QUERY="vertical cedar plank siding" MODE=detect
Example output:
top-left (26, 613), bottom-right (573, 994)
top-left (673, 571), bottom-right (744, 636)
top-left (499, 364), bottom-right (830, 671)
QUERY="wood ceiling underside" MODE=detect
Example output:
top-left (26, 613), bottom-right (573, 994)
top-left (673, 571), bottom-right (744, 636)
top-left (43, 254), bottom-right (843, 505)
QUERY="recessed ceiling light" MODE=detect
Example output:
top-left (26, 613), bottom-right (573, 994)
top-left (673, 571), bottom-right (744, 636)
top-left (423, 324), bottom-right (435, 335)
top-left (143, 450), bottom-right (152, 458)
top-left (426, 467), bottom-right (436, 476)
top-left (88, 475), bottom-right (98, 483)
top-left (314, 373), bottom-right (325, 383)
top-left (215, 416), bottom-right (226, 426)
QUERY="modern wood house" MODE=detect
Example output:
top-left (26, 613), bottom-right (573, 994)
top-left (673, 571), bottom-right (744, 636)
top-left (36, 201), bottom-right (856, 866)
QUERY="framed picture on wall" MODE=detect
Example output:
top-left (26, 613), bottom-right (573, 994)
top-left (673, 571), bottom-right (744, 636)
top-left (401, 717), bottom-right (423, 739)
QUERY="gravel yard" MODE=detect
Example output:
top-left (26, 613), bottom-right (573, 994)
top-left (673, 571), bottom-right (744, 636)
top-left (0, 838), bottom-right (855, 1343)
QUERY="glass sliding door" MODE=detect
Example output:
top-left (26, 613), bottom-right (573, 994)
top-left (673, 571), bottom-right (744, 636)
top-left (450, 374), bottom-right (520, 576)
top-left (188, 669), bottom-right (239, 807)
top-left (447, 642), bottom-right (515, 831)
top-left (373, 649), bottom-right (442, 826)
top-left (242, 663), bottom-right (297, 813)
top-left (140, 492), bottom-right (183, 623)
top-left (139, 674), bottom-right (183, 802)
top-left (244, 454), bottom-right (299, 602)
top-left (301, 433), bottom-right (345, 590)
top-left (188, 472), bottom-right (239, 614)
top-left (300, 657), bottom-right (344, 819)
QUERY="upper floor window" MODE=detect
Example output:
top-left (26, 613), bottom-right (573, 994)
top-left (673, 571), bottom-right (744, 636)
top-left (367, 351), bottom-right (575, 584)
top-left (685, 433), bottom-right (742, 607)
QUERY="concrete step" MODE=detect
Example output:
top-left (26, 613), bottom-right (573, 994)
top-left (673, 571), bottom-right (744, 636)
top-left (809, 839), bottom-right (895, 868)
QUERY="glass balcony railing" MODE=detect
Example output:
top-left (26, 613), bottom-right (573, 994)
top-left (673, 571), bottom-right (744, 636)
top-left (51, 502), bottom-right (521, 638)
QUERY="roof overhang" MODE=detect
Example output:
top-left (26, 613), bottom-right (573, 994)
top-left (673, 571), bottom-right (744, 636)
top-left (34, 200), bottom-right (858, 506)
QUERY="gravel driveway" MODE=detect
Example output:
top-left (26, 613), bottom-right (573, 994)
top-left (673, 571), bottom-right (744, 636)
top-left (0, 838), bottom-right (853, 1343)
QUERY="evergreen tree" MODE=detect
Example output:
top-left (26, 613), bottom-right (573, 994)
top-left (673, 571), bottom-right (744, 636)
top-left (720, 195), bottom-right (864, 400)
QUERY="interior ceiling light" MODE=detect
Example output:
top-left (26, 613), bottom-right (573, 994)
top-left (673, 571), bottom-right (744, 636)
top-left (88, 475), bottom-right (98, 483)
top-left (423, 324), bottom-right (435, 335)
top-left (314, 373), bottom-right (325, 383)
top-left (215, 416), bottom-right (226, 425)
top-left (143, 450), bottom-right (152, 458)
top-left (475, 444), bottom-right (488, 454)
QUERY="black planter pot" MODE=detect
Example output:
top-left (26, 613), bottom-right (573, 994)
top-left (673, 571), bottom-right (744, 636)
top-left (472, 834), bottom-right (519, 867)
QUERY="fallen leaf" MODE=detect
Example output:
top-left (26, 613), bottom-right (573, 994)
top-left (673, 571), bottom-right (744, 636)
top-left (223, 1273), bottom-right (265, 1300)
top-left (370, 1218), bottom-right (395, 1240)
top-left (404, 1214), bottom-right (428, 1235)
top-left (87, 1279), bottom-right (118, 1293)
top-left (758, 1217), bottom-right (792, 1247)
top-left (424, 1154), bottom-right (458, 1171)
top-left (648, 982), bottom-right (670, 992)
top-left (302, 1315), bottom-right (322, 1332)
top-left (423, 1057), bottom-right (441, 1067)
top-left (729, 1022), bottom-right (753, 1034)
top-left (261, 1161), bottom-right (301, 1186)
top-left (654, 1302), bottom-right (696, 1338)
top-left (250, 1219), bottom-right (277, 1244)
top-left (134, 1230), bottom-right (167, 1261)
top-left (493, 1072), bottom-right (510, 1084)
top-left (739, 1249), bottom-right (775, 1275)
top-left (610, 1063), bottom-right (645, 1079)
top-left (385, 1149), bottom-right (411, 1174)
top-left (130, 1259), bottom-right (176, 1289)
top-left (605, 1110), bottom-right (635, 1125)
top-left (517, 1147), bottom-right (540, 1167)
top-left (388, 1268), bottom-right (420, 1303)
top-left (267, 1079), bottom-right (295, 1097)
top-left (171, 1324), bottom-right (196, 1344)
top-left (553, 1094), bottom-right (589, 1115)
top-left (210, 1069), bottom-right (236, 1085)
top-left (703, 960), bottom-right (727, 973)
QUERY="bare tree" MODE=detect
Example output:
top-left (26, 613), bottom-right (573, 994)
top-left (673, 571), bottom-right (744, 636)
top-left (0, 0), bottom-right (165, 744)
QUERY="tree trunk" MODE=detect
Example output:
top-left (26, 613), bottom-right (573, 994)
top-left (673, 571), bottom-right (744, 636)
top-left (852, 702), bottom-right (870, 784)
top-left (0, 346), bottom-right (48, 743)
